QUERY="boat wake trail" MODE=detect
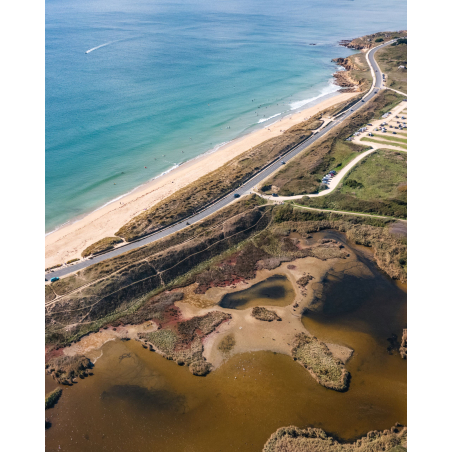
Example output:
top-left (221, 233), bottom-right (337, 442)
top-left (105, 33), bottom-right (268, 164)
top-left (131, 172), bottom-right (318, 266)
top-left (85, 41), bottom-right (116, 54)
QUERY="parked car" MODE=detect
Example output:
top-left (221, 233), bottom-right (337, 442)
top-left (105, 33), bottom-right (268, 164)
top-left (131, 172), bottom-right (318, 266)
top-left (50, 277), bottom-right (60, 283)
top-left (281, 161), bottom-right (286, 165)
top-left (272, 193), bottom-right (278, 197)
top-left (393, 132), bottom-right (397, 134)
top-left (233, 193), bottom-right (240, 198)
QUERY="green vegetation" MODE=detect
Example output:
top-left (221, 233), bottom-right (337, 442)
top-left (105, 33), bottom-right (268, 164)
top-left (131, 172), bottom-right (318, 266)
top-left (361, 137), bottom-right (407, 149)
top-left (298, 150), bottom-right (407, 218)
top-left (66, 258), bottom-right (80, 264)
top-left (45, 387), bottom-right (62, 410)
top-left (372, 134), bottom-right (407, 144)
top-left (343, 30), bottom-right (406, 50)
top-left (218, 334), bottom-right (236, 355)
top-left (145, 311), bottom-right (231, 375)
top-left (263, 424), bottom-right (407, 452)
top-left (81, 236), bottom-right (124, 257)
top-left (46, 355), bottom-right (92, 385)
top-left (115, 116), bottom-right (324, 241)
top-left (259, 90), bottom-right (404, 196)
top-left (46, 203), bottom-right (406, 348)
top-left (375, 41), bottom-right (407, 92)
top-left (291, 333), bottom-right (349, 391)
top-left (45, 264), bottom-right (62, 272)
top-left (251, 306), bottom-right (282, 322)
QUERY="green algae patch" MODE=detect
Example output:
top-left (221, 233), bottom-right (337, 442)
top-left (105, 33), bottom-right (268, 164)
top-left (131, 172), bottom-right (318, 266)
top-left (45, 387), bottom-right (62, 410)
top-left (291, 333), bottom-right (349, 391)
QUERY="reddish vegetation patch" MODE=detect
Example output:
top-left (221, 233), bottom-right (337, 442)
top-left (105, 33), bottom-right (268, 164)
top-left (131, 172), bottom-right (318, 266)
top-left (195, 277), bottom-right (245, 294)
top-left (45, 345), bottom-right (65, 363)
top-left (194, 244), bottom-right (270, 294)
top-left (287, 264), bottom-right (297, 270)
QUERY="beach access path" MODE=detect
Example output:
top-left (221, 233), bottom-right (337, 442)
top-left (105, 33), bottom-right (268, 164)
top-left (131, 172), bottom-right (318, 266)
top-left (46, 39), bottom-right (396, 281)
top-left (256, 99), bottom-right (407, 202)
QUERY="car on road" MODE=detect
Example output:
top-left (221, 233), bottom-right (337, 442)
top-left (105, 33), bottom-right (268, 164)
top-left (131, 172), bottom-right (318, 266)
top-left (50, 277), bottom-right (60, 283)
top-left (233, 193), bottom-right (240, 198)
top-left (272, 193), bottom-right (278, 197)
top-left (281, 161), bottom-right (286, 165)
top-left (361, 100), bottom-right (365, 102)
top-left (393, 132), bottom-right (397, 134)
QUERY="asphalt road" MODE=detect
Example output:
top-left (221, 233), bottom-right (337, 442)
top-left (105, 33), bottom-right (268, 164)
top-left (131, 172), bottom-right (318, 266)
top-left (46, 40), bottom-right (396, 281)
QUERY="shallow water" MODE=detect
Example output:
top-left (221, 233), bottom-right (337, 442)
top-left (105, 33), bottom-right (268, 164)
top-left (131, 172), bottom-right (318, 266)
top-left (45, 232), bottom-right (406, 451)
top-left (46, 0), bottom-right (407, 232)
top-left (219, 274), bottom-right (295, 310)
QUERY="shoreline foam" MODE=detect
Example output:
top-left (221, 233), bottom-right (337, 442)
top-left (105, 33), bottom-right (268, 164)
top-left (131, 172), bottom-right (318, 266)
top-left (45, 88), bottom-right (357, 267)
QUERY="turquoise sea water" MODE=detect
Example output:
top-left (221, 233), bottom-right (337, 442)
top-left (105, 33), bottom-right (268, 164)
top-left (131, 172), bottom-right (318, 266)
top-left (45, 0), bottom-right (406, 233)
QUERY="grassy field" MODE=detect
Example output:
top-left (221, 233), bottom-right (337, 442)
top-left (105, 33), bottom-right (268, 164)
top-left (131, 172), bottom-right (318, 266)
top-left (297, 150), bottom-right (407, 218)
top-left (258, 90), bottom-right (404, 196)
top-left (361, 137), bottom-right (407, 149)
top-left (375, 41), bottom-right (407, 93)
top-left (371, 134), bottom-right (407, 144)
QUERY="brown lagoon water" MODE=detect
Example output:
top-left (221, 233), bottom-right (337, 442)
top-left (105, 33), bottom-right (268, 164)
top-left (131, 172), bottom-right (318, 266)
top-left (45, 231), bottom-right (406, 452)
top-left (219, 274), bottom-right (295, 310)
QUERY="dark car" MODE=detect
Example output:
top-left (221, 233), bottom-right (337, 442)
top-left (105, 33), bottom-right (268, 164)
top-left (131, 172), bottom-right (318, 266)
top-left (393, 132), bottom-right (397, 134)
top-left (233, 193), bottom-right (240, 198)
top-left (272, 193), bottom-right (279, 197)
top-left (361, 99), bottom-right (365, 102)
top-left (50, 277), bottom-right (60, 283)
top-left (281, 161), bottom-right (286, 165)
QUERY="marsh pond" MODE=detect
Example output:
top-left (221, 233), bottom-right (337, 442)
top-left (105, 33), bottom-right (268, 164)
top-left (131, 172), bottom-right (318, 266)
top-left (45, 231), bottom-right (406, 452)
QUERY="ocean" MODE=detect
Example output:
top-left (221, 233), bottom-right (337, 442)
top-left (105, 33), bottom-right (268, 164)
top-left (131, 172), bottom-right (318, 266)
top-left (45, 0), bottom-right (407, 233)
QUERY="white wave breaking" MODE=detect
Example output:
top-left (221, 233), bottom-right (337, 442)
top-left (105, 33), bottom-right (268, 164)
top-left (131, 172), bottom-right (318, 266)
top-left (289, 82), bottom-right (341, 111)
top-left (257, 113), bottom-right (282, 124)
top-left (85, 41), bottom-right (115, 54)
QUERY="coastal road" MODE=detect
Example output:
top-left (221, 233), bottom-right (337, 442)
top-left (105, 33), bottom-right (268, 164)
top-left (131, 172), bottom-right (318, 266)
top-left (46, 39), bottom-right (396, 281)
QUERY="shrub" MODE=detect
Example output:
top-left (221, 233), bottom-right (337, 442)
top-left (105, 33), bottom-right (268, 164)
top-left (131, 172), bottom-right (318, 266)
top-left (375, 38), bottom-right (384, 42)
top-left (45, 387), bottom-right (62, 409)
top-left (344, 179), bottom-right (364, 189)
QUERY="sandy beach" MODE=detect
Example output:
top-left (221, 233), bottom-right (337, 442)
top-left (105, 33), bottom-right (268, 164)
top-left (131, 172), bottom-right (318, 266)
top-left (45, 91), bottom-right (356, 268)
